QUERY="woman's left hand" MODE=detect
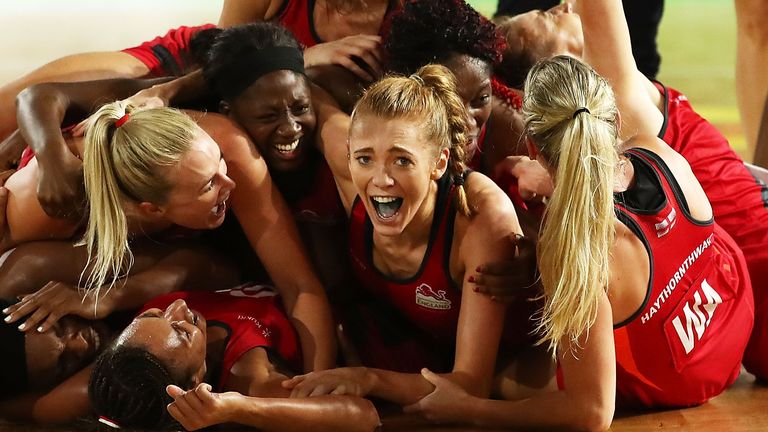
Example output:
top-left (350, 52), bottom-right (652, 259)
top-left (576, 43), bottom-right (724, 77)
top-left (468, 234), bottom-right (539, 303)
top-left (166, 383), bottom-right (238, 431)
top-left (403, 368), bottom-right (474, 423)
top-left (282, 367), bottom-right (373, 398)
top-left (2, 281), bottom-right (103, 332)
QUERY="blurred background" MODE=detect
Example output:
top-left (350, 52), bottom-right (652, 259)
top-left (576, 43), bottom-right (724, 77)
top-left (0, 0), bottom-right (744, 159)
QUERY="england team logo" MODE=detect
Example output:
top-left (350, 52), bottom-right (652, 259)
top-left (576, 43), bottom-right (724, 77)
top-left (415, 283), bottom-right (452, 310)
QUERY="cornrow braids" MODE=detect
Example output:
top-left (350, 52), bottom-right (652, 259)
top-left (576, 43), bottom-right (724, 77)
top-left (89, 346), bottom-right (183, 430)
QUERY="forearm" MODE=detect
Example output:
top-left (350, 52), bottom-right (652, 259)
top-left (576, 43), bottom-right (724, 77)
top-left (231, 394), bottom-right (380, 432)
top-left (365, 369), bottom-right (435, 406)
top-left (464, 389), bottom-right (613, 431)
top-left (16, 84), bottom-right (70, 159)
top-left (286, 287), bottom-right (337, 372)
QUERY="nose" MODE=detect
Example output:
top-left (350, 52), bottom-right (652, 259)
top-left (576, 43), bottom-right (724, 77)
top-left (549, 2), bottom-right (572, 14)
top-left (65, 330), bottom-right (90, 357)
top-left (165, 299), bottom-right (194, 323)
top-left (277, 114), bottom-right (301, 137)
top-left (219, 160), bottom-right (236, 193)
top-left (372, 164), bottom-right (395, 188)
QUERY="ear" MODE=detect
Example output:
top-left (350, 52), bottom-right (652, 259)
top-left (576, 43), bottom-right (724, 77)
top-left (525, 137), bottom-right (539, 160)
top-left (137, 201), bottom-right (165, 218)
top-left (431, 147), bottom-right (450, 180)
top-left (615, 110), bottom-right (622, 133)
top-left (189, 363), bottom-right (207, 387)
top-left (219, 100), bottom-right (231, 116)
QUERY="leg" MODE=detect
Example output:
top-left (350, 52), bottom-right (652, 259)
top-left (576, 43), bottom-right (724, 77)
top-left (623, 0), bottom-right (664, 79)
top-left (0, 51), bottom-right (148, 142)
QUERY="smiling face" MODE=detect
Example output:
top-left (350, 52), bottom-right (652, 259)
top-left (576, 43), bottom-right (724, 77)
top-left (155, 130), bottom-right (235, 230)
top-left (25, 316), bottom-right (110, 390)
top-left (441, 53), bottom-right (493, 159)
top-left (117, 299), bottom-right (208, 386)
top-left (225, 70), bottom-right (317, 172)
top-left (348, 114), bottom-right (449, 237)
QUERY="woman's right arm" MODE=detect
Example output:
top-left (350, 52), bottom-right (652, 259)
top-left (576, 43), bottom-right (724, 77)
top-left (198, 112), bottom-right (336, 372)
top-left (574, 0), bottom-right (663, 138)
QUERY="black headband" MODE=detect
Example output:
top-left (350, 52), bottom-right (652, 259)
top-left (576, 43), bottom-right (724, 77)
top-left (210, 46), bottom-right (305, 101)
top-left (0, 299), bottom-right (29, 397)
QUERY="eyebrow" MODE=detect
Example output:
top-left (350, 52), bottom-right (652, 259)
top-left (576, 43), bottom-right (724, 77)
top-left (199, 154), bottom-right (224, 191)
top-left (352, 145), bottom-right (416, 156)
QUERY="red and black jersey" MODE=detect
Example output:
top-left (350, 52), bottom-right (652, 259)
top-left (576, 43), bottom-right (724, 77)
top-left (273, 0), bottom-right (399, 48)
top-left (612, 147), bottom-right (753, 407)
top-left (348, 173), bottom-right (534, 370)
top-left (655, 82), bottom-right (768, 380)
top-left (122, 24), bottom-right (215, 77)
top-left (140, 285), bottom-right (302, 390)
top-left (289, 160), bottom-right (346, 224)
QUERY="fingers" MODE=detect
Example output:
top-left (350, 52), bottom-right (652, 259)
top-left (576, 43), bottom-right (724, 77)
top-left (419, 368), bottom-right (441, 386)
top-left (402, 400), bottom-right (423, 414)
top-left (166, 384), bottom-right (185, 398)
top-left (70, 120), bottom-right (88, 138)
top-left (338, 57), bottom-right (374, 82)
top-left (281, 375), bottom-right (304, 389)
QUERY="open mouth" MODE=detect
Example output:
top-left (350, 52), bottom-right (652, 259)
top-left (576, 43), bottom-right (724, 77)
top-left (274, 138), bottom-right (301, 155)
top-left (212, 195), bottom-right (229, 217)
top-left (371, 196), bottom-right (403, 220)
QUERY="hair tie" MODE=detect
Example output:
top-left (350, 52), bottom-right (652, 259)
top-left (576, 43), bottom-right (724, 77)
top-left (114, 113), bottom-right (130, 128)
top-left (98, 416), bottom-right (121, 429)
top-left (453, 174), bottom-right (465, 186)
top-left (572, 107), bottom-right (590, 119)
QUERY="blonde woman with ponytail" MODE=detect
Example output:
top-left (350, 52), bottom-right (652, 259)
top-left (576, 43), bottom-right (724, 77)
top-left (398, 56), bottom-right (754, 430)
top-left (1, 100), bottom-right (237, 324)
top-left (281, 63), bottom-right (535, 409)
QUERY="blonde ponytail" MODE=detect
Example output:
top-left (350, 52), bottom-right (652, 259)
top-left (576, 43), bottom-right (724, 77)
top-left (352, 63), bottom-right (473, 216)
top-left (522, 56), bottom-right (619, 356)
top-left (81, 102), bottom-right (197, 300)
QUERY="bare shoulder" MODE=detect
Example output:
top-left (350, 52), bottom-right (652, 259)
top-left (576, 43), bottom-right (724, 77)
top-left (622, 134), bottom-right (693, 177)
top-left (463, 171), bottom-right (520, 235)
top-left (185, 110), bottom-right (260, 162)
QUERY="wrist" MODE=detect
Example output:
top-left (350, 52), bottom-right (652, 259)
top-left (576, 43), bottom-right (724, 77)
top-left (360, 367), bottom-right (377, 396)
top-left (224, 392), bottom-right (251, 424)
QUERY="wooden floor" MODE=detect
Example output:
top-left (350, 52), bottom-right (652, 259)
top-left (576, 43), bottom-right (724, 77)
top-left (2, 370), bottom-right (765, 432)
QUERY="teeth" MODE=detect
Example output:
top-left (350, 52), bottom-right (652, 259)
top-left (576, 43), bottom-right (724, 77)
top-left (275, 139), bottom-right (300, 153)
top-left (372, 196), bottom-right (399, 203)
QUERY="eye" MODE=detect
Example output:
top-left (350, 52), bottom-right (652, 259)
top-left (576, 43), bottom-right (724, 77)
top-left (204, 179), bottom-right (215, 193)
top-left (355, 156), bottom-right (372, 165)
top-left (173, 323), bottom-right (191, 341)
top-left (293, 104), bottom-right (311, 115)
top-left (257, 113), bottom-right (278, 122)
top-left (472, 94), bottom-right (491, 108)
top-left (394, 157), bottom-right (412, 167)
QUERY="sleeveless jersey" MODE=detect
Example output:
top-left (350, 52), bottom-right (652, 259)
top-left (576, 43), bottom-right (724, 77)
top-left (274, 0), bottom-right (399, 48)
top-left (122, 24), bottom-right (215, 77)
top-left (348, 173), bottom-right (533, 370)
top-left (290, 160), bottom-right (346, 224)
top-left (140, 285), bottom-right (302, 390)
top-left (612, 148), bottom-right (753, 407)
top-left (655, 82), bottom-right (768, 379)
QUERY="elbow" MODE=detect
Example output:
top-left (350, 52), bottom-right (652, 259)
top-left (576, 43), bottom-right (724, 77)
top-left (346, 398), bottom-right (381, 432)
top-left (574, 400), bottom-right (614, 432)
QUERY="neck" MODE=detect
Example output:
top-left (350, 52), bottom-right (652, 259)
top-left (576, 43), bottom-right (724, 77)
top-left (203, 325), bottom-right (229, 382)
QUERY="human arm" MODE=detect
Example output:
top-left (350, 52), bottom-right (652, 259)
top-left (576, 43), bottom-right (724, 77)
top-left (753, 93), bottom-right (768, 167)
top-left (405, 293), bottom-right (616, 431)
top-left (217, 0), bottom-right (283, 27)
top-left (311, 84), bottom-right (357, 213)
top-left (198, 112), bottom-right (336, 372)
top-left (2, 240), bottom-right (242, 332)
top-left (166, 347), bottom-right (380, 432)
top-left (574, 0), bottom-right (663, 138)
top-left (15, 78), bottom-right (166, 219)
top-left (0, 365), bottom-right (92, 424)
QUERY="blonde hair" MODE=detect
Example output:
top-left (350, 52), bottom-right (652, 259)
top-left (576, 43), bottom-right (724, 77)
top-left (522, 56), bottom-right (619, 356)
top-left (81, 101), bottom-right (197, 299)
top-left (352, 64), bottom-right (472, 216)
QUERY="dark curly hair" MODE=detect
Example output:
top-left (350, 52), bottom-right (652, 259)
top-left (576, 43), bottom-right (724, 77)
top-left (203, 22), bottom-right (304, 101)
top-left (89, 345), bottom-right (187, 430)
top-left (383, 0), bottom-right (506, 75)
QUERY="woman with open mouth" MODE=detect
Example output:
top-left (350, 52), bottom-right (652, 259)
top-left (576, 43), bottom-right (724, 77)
top-left (282, 64), bottom-right (537, 413)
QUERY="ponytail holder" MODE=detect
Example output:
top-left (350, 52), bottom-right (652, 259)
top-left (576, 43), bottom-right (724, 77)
top-left (572, 107), bottom-right (590, 119)
top-left (98, 416), bottom-right (121, 429)
top-left (114, 113), bottom-right (130, 128)
top-left (453, 174), bottom-right (465, 186)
